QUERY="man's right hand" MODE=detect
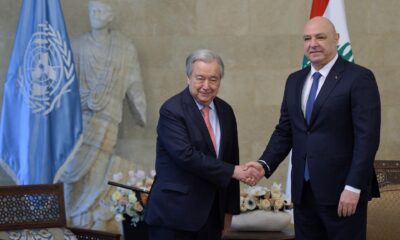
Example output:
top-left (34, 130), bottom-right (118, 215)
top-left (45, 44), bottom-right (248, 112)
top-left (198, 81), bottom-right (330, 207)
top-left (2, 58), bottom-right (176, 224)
top-left (233, 162), bottom-right (264, 186)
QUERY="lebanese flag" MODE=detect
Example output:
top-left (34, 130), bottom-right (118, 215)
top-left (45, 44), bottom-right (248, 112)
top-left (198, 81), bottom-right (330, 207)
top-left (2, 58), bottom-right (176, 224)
top-left (302, 0), bottom-right (354, 68)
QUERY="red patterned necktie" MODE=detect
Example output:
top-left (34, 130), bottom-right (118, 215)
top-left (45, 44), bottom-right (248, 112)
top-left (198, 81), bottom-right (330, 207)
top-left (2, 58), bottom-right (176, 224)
top-left (202, 106), bottom-right (217, 153)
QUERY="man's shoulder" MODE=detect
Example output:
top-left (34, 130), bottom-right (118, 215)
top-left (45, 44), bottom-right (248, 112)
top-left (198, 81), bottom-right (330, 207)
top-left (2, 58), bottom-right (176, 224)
top-left (292, 68), bottom-right (307, 75)
top-left (214, 96), bottom-right (233, 111)
top-left (343, 60), bottom-right (373, 74)
top-left (161, 89), bottom-right (188, 110)
top-left (286, 66), bottom-right (310, 82)
top-left (326, 57), bottom-right (372, 76)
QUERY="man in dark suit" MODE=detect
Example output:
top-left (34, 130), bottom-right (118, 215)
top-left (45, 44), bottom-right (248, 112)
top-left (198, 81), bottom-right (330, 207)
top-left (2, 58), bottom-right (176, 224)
top-left (249, 17), bottom-right (381, 240)
top-left (145, 49), bottom-right (263, 240)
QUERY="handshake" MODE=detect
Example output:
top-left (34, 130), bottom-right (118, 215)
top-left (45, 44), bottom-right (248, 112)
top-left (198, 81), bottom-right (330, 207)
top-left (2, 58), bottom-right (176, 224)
top-left (233, 161), bottom-right (265, 186)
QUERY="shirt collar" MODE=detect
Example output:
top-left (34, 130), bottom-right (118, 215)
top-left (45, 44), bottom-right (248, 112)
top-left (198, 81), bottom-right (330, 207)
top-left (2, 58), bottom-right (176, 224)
top-left (310, 54), bottom-right (338, 78)
top-left (194, 99), bottom-right (215, 111)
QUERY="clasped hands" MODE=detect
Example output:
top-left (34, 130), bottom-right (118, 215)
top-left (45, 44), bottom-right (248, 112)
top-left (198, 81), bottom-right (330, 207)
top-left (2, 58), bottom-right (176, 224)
top-left (233, 161), bottom-right (264, 186)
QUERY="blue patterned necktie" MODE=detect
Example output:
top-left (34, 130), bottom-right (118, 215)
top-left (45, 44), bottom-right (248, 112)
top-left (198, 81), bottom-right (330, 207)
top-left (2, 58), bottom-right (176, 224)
top-left (304, 72), bottom-right (322, 181)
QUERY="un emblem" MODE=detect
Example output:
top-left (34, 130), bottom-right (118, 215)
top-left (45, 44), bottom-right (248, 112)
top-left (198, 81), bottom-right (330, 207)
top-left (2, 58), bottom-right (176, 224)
top-left (17, 22), bottom-right (75, 115)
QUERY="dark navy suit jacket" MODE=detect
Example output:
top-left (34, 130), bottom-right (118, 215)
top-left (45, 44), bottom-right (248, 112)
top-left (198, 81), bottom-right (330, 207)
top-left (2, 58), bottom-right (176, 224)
top-left (260, 57), bottom-right (381, 205)
top-left (145, 87), bottom-right (240, 231)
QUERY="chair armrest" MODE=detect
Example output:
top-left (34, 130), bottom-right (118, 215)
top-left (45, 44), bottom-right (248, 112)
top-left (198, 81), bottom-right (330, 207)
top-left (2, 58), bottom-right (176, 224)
top-left (68, 227), bottom-right (120, 240)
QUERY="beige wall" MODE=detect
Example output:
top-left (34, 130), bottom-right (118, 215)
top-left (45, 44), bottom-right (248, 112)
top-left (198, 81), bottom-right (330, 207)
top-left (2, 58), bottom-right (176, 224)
top-left (0, 0), bottom-right (399, 188)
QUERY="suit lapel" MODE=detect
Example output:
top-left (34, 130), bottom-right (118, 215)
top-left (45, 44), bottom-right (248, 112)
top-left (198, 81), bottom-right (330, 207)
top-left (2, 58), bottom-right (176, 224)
top-left (309, 57), bottom-right (345, 126)
top-left (182, 87), bottom-right (217, 156)
top-left (214, 99), bottom-right (224, 159)
top-left (296, 67), bottom-right (310, 126)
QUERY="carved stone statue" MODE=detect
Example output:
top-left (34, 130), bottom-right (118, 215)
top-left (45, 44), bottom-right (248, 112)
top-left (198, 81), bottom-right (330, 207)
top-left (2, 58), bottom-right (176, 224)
top-left (60, 0), bottom-right (146, 232)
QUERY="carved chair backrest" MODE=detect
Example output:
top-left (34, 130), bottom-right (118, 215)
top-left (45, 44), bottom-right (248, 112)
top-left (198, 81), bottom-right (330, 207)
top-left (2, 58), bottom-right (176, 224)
top-left (374, 160), bottom-right (400, 188)
top-left (368, 160), bottom-right (400, 240)
top-left (0, 183), bottom-right (66, 230)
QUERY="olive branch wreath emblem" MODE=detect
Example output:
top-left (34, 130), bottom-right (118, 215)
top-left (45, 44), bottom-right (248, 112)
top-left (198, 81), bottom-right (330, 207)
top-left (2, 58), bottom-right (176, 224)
top-left (17, 22), bottom-right (76, 115)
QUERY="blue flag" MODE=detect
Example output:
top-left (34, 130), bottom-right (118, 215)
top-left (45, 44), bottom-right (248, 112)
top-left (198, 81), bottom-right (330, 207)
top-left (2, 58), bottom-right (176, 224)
top-left (0, 0), bottom-right (82, 184)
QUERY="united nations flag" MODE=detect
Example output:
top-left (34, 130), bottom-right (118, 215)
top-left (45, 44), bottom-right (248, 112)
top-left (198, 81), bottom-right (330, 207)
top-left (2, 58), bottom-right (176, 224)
top-left (0, 0), bottom-right (82, 184)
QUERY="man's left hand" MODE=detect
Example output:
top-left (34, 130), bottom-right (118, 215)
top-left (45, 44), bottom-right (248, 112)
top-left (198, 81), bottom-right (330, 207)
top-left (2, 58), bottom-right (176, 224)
top-left (337, 189), bottom-right (360, 217)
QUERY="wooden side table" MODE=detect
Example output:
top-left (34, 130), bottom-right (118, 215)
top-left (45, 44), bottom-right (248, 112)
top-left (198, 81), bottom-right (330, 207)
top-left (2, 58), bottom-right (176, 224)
top-left (223, 227), bottom-right (295, 240)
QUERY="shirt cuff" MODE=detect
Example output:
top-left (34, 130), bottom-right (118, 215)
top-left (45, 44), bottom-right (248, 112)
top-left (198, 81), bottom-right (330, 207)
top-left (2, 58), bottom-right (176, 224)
top-left (345, 185), bottom-right (361, 194)
top-left (257, 160), bottom-right (271, 172)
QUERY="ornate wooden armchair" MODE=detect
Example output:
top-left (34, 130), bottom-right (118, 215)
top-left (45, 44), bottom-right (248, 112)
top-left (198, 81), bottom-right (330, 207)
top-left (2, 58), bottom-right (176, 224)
top-left (0, 183), bottom-right (120, 240)
top-left (367, 160), bottom-right (400, 240)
